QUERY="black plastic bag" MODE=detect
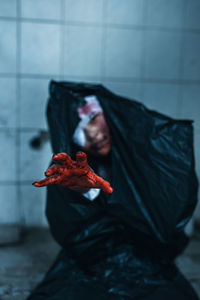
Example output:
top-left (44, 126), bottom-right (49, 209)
top-left (28, 81), bottom-right (199, 300)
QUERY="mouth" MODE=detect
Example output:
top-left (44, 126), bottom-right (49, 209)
top-left (93, 137), bottom-right (109, 150)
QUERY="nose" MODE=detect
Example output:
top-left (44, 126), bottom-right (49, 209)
top-left (86, 128), bottom-right (103, 142)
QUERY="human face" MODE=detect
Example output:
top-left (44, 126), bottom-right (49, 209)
top-left (81, 113), bottom-right (111, 156)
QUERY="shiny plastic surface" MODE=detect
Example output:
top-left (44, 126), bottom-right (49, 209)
top-left (28, 81), bottom-right (199, 300)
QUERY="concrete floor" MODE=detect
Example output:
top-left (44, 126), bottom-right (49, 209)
top-left (0, 228), bottom-right (199, 300)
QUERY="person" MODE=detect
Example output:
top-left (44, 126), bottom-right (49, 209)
top-left (27, 81), bottom-right (199, 300)
top-left (33, 98), bottom-right (113, 196)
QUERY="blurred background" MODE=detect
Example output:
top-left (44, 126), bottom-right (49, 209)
top-left (0, 0), bottom-right (200, 298)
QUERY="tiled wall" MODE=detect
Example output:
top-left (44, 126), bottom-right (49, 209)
top-left (0, 0), bottom-right (200, 227)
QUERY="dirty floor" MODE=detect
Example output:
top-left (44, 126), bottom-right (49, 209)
top-left (0, 228), bottom-right (199, 299)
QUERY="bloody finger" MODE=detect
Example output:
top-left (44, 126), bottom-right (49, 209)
top-left (76, 152), bottom-right (88, 169)
top-left (95, 175), bottom-right (113, 194)
top-left (102, 184), bottom-right (113, 194)
top-left (53, 152), bottom-right (74, 167)
top-left (45, 164), bottom-right (63, 176)
top-left (32, 175), bottom-right (59, 187)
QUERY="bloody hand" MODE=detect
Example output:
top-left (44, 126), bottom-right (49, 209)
top-left (33, 152), bottom-right (113, 194)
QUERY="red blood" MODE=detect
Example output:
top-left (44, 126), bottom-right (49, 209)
top-left (33, 152), bottom-right (113, 194)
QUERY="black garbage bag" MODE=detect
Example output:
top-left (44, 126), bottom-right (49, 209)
top-left (28, 81), bottom-right (199, 300)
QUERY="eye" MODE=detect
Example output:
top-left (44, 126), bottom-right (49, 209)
top-left (90, 115), bottom-right (97, 122)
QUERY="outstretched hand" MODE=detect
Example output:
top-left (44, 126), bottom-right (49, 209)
top-left (33, 152), bottom-right (113, 194)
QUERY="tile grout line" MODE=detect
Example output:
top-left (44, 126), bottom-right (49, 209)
top-left (0, 181), bottom-right (37, 185)
top-left (1, 72), bottom-right (200, 84)
top-left (59, 0), bottom-right (65, 80)
top-left (63, 0), bottom-right (69, 80)
top-left (1, 15), bottom-right (200, 34)
top-left (177, 0), bottom-right (187, 119)
top-left (0, 127), bottom-right (48, 132)
top-left (16, 0), bottom-right (25, 226)
top-left (100, 0), bottom-right (107, 82)
top-left (140, 0), bottom-right (147, 100)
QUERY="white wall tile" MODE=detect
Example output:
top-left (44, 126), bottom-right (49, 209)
top-left (144, 31), bottom-right (181, 79)
top-left (64, 26), bottom-right (102, 77)
top-left (0, 185), bottom-right (19, 224)
top-left (20, 185), bottom-right (48, 226)
top-left (0, 0), bottom-right (17, 17)
top-left (19, 131), bottom-right (52, 181)
top-left (184, 0), bottom-right (200, 30)
top-left (103, 81), bottom-right (142, 100)
top-left (21, 22), bottom-right (60, 75)
top-left (21, 0), bottom-right (61, 20)
top-left (140, 83), bottom-right (180, 118)
top-left (0, 21), bottom-right (16, 73)
top-left (105, 28), bottom-right (142, 78)
top-left (0, 130), bottom-right (16, 181)
top-left (105, 0), bottom-right (143, 26)
top-left (20, 78), bottom-right (49, 129)
top-left (181, 85), bottom-right (200, 130)
top-left (182, 33), bottom-right (200, 81)
top-left (66, 0), bottom-right (103, 23)
top-left (145, 0), bottom-right (183, 29)
top-left (0, 78), bottom-right (17, 128)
